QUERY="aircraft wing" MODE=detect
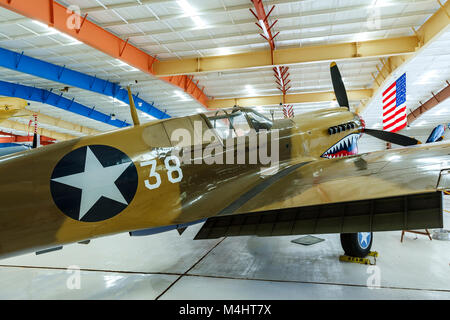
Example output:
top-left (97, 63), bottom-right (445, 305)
top-left (195, 142), bottom-right (450, 239)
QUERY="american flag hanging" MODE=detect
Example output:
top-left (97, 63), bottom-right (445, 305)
top-left (382, 73), bottom-right (407, 133)
top-left (282, 104), bottom-right (294, 118)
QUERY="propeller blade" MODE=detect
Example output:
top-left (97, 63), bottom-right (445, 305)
top-left (364, 129), bottom-right (421, 146)
top-left (330, 62), bottom-right (349, 110)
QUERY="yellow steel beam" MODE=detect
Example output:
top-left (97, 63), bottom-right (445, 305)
top-left (207, 89), bottom-right (373, 109)
top-left (154, 36), bottom-right (419, 76)
top-left (1, 97), bottom-right (100, 136)
top-left (356, 0), bottom-right (450, 115)
top-left (25, 111), bottom-right (101, 136)
top-left (0, 119), bottom-right (76, 141)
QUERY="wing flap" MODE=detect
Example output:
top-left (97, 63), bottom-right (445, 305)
top-left (195, 192), bottom-right (443, 239)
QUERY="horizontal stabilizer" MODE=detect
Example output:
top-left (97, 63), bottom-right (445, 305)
top-left (195, 192), bottom-right (443, 240)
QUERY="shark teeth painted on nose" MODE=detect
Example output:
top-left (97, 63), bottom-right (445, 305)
top-left (322, 133), bottom-right (360, 159)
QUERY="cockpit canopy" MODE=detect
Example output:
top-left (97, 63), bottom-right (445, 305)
top-left (203, 107), bottom-right (273, 139)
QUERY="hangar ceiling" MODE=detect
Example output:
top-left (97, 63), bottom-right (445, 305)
top-left (0, 0), bottom-right (449, 152)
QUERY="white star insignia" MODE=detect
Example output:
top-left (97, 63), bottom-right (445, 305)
top-left (52, 146), bottom-right (131, 220)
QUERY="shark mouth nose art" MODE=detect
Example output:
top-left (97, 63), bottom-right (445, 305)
top-left (322, 133), bottom-right (359, 159)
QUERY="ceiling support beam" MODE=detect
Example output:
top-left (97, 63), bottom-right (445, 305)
top-left (0, 119), bottom-right (75, 141)
top-left (0, 134), bottom-right (55, 145)
top-left (250, 0), bottom-right (294, 117)
top-left (0, 47), bottom-right (170, 119)
top-left (153, 36), bottom-right (419, 76)
top-left (407, 82), bottom-right (450, 124)
top-left (207, 89), bottom-right (373, 109)
top-left (0, 80), bottom-right (129, 128)
top-left (161, 75), bottom-right (208, 106)
top-left (24, 110), bottom-right (101, 136)
top-left (357, 0), bottom-right (450, 115)
top-left (0, 0), bottom-right (208, 107)
top-left (250, 0), bottom-right (278, 52)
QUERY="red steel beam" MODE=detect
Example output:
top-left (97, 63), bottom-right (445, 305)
top-left (250, 0), bottom-right (278, 51)
top-left (407, 82), bottom-right (450, 124)
top-left (250, 0), bottom-right (292, 113)
top-left (0, 131), bottom-right (16, 137)
top-left (0, 0), bottom-right (208, 107)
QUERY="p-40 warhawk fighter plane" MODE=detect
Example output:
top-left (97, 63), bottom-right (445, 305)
top-left (0, 63), bottom-right (446, 260)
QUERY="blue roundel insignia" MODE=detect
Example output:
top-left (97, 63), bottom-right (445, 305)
top-left (358, 232), bottom-right (371, 249)
top-left (50, 145), bottom-right (138, 222)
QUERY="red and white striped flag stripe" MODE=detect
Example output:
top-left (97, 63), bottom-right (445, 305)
top-left (382, 73), bottom-right (407, 133)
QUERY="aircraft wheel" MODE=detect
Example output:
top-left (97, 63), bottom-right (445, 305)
top-left (340, 232), bottom-right (373, 257)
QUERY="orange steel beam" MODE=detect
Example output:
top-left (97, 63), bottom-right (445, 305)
top-left (0, 0), bottom-right (208, 107)
top-left (0, 135), bottom-right (55, 145)
top-left (162, 75), bottom-right (208, 106)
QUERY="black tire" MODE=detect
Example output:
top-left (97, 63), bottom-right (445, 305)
top-left (340, 232), bottom-right (373, 258)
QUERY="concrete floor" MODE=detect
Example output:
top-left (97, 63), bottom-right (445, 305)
top-left (0, 211), bottom-right (449, 300)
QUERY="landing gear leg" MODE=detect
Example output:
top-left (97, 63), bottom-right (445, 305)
top-left (340, 232), bottom-right (373, 258)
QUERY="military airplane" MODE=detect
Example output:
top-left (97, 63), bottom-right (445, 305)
top-left (0, 63), bottom-right (446, 260)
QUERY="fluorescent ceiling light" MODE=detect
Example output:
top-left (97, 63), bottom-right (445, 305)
top-left (177, 0), bottom-right (206, 28)
top-left (245, 85), bottom-right (256, 96)
top-left (113, 59), bottom-right (139, 72)
top-left (59, 33), bottom-right (82, 44)
top-left (173, 90), bottom-right (193, 101)
top-left (217, 47), bottom-right (233, 56)
top-left (114, 59), bottom-right (127, 66)
top-left (32, 20), bottom-right (53, 30)
top-left (32, 20), bottom-right (81, 45)
top-left (354, 32), bottom-right (371, 42)
top-left (371, 0), bottom-right (393, 7)
top-left (110, 97), bottom-right (128, 107)
top-left (192, 16), bottom-right (206, 28)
